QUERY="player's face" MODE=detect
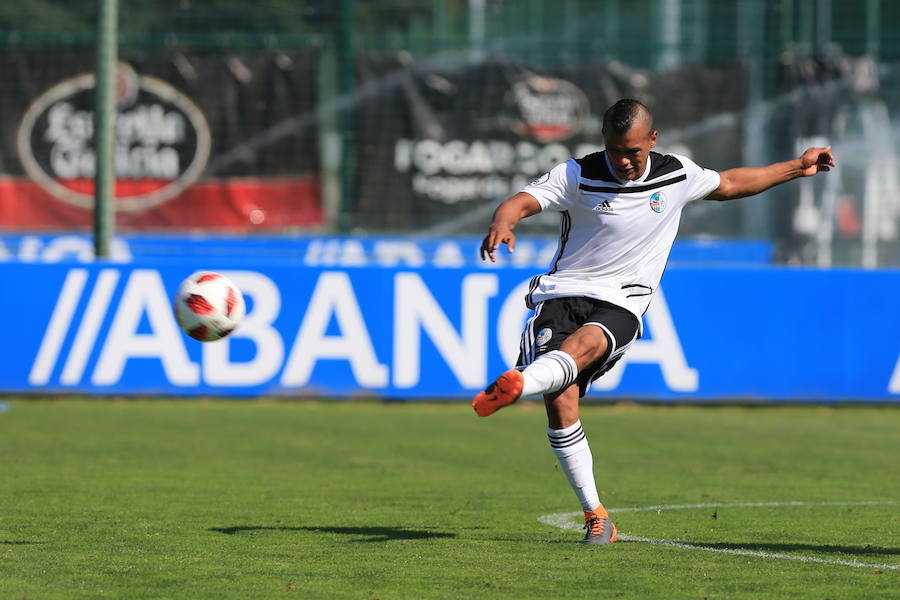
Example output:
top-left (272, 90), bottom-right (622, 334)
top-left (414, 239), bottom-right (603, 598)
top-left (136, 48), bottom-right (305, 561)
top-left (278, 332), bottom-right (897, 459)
top-left (603, 124), bottom-right (657, 181)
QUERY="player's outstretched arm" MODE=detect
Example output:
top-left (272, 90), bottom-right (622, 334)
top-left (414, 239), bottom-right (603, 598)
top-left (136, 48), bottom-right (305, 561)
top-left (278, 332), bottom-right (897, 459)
top-left (706, 146), bottom-right (836, 201)
top-left (480, 192), bottom-right (542, 262)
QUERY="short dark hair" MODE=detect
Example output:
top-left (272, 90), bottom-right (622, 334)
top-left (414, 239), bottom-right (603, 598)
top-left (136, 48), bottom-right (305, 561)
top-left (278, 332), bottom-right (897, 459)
top-left (602, 99), bottom-right (652, 135)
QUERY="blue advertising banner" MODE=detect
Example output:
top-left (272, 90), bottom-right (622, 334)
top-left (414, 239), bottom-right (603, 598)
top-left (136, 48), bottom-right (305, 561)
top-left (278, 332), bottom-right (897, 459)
top-left (0, 233), bottom-right (773, 267)
top-left (1, 260), bottom-right (897, 402)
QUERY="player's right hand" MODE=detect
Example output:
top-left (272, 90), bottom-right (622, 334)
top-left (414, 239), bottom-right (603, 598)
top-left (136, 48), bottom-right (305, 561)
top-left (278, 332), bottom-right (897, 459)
top-left (480, 227), bottom-right (516, 262)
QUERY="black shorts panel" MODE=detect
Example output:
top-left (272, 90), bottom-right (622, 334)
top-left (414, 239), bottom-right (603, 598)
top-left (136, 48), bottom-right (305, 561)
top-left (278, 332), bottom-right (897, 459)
top-left (516, 297), bottom-right (639, 397)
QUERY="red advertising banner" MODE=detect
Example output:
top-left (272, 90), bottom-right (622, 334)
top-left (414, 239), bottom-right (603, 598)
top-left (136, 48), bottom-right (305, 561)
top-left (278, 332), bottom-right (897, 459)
top-left (0, 177), bottom-right (322, 230)
top-left (1, 50), bottom-right (322, 231)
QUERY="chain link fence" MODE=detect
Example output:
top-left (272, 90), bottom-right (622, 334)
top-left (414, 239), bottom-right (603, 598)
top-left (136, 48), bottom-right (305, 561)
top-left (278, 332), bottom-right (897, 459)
top-left (1, 0), bottom-right (899, 266)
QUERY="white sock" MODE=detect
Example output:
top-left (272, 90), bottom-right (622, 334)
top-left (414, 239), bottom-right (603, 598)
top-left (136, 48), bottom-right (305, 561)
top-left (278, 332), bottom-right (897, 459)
top-left (547, 420), bottom-right (600, 512)
top-left (521, 350), bottom-right (578, 397)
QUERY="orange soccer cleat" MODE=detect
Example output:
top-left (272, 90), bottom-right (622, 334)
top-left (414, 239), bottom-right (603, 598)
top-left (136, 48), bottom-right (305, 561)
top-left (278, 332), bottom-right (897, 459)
top-left (471, 369), bottom-right (524, 417)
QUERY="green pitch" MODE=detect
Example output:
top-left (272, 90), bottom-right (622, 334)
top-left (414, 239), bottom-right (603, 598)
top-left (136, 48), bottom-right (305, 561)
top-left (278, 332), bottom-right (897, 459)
top-left (1, 400), bottom-right (897, 599)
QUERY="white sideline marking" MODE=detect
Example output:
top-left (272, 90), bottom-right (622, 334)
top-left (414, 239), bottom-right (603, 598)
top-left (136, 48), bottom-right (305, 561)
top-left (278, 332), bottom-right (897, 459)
top-left (539, 501), bottom-right (899, 570)
top-left (613, 500), bottom-right (895, 513)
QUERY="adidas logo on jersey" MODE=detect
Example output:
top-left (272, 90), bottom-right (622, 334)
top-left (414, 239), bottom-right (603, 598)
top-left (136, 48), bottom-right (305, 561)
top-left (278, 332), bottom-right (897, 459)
top-left (592, 200), bottom-right (614, 213)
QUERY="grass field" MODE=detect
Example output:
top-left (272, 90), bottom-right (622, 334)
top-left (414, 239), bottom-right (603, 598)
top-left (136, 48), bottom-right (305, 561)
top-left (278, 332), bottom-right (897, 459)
top-left (1, 399), bottom-right (898, 599)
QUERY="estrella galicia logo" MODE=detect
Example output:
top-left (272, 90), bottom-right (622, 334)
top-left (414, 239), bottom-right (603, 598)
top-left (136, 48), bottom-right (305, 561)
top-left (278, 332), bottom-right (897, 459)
top-left (536, 327), bottom-right (553, 347)
top-left (503, 76), bottom-right (590, 142)
top-left (649, 192), bottom-right (666, 213)
top-left (17, 62), bottom-right (211, 212)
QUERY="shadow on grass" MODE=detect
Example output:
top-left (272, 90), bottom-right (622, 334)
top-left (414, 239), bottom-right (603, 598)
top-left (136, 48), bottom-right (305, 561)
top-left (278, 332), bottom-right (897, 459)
top-left (1, 541), bottom-right (42, 545)
top-left (640, 540), bottom-right (900, 556)
top-left (208, 525), bottom-right (457, 542)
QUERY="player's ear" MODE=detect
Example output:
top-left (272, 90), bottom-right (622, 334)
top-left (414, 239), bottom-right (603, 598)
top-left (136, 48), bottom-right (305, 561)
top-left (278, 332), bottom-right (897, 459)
top-left (649, 130), bottom-right (658, 148)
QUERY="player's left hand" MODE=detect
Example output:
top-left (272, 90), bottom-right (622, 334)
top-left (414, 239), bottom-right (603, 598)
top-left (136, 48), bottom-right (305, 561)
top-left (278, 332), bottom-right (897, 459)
top-left (799, 146), bottom-right (836, 176)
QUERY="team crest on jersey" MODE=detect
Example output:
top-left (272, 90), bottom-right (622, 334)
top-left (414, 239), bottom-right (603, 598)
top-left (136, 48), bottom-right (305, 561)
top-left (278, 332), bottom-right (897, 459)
top-left (536, 328), bottom-right (553, 347)
top-left (649, 192), bottom-right (666, 213)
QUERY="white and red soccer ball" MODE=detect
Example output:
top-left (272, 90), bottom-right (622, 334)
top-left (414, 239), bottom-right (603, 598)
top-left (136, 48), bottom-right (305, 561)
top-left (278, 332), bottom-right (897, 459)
top-left (173, 271), bottom-right (245, 342)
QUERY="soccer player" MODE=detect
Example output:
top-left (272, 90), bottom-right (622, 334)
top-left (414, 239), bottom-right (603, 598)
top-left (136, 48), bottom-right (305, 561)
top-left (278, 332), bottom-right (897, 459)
top-left (472, 98), bottom-right (836, 544)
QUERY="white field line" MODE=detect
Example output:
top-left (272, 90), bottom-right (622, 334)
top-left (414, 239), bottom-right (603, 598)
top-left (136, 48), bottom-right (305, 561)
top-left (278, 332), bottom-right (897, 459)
top-left (613, 500), bottom-right (897, 513)
top-left (538, 501), bottom-right (899, 571)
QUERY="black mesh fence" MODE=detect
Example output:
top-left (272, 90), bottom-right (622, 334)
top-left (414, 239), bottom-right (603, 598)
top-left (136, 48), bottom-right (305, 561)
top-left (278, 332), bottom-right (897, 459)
top-left (0, 1), bottom-right (899, 265)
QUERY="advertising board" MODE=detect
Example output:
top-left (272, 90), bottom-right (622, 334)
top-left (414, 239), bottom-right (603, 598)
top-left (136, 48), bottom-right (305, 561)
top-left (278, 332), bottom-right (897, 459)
top-left (2, 260), bottom-right (897, 402)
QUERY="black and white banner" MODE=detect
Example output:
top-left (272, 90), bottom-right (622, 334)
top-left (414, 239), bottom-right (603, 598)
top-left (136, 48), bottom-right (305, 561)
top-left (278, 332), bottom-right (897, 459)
top-left (353, 57), bottom-right (746, 231)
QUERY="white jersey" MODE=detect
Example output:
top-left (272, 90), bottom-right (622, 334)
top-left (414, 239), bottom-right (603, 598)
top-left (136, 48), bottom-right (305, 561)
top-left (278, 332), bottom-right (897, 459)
top-left (520, 150), bottom-right (720, 331)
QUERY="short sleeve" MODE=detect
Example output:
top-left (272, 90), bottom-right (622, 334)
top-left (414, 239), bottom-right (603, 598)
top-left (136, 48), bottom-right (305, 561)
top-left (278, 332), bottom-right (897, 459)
top-left (672, 153), bottom-right (721, 201)
top-left (519, 159), bottom-right (579, 211)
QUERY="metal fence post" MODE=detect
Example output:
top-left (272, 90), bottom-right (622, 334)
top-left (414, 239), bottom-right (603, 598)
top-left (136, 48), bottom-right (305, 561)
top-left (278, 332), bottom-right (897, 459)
top-left (94, 0), bottom-right (117, 258)
top-left (337, 0), bottom-right (355, 232)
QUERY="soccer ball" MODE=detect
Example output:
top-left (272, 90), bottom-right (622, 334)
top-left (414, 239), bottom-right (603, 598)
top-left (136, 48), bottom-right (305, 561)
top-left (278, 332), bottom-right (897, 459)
top-left (174, 271), bottom-right (245, 342)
